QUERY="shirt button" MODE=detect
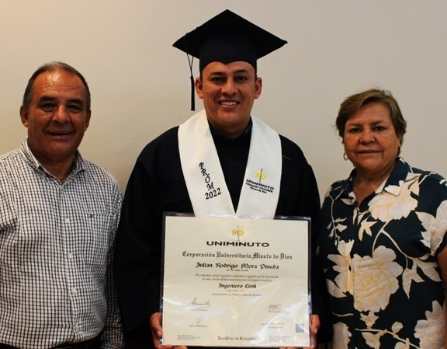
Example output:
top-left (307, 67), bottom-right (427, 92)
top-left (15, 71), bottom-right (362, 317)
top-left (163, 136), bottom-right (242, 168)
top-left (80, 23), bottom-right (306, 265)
top-left (67, 253), bottom-right (73, 259)
top-left (71, 288), bottom-right (77, 295)
top-left (65, 218), bottom-right (70, 224)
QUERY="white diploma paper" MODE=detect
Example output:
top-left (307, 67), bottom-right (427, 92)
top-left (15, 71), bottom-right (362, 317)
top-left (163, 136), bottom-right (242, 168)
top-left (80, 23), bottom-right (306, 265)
top-left (161, 215), bottom-right (310, 347)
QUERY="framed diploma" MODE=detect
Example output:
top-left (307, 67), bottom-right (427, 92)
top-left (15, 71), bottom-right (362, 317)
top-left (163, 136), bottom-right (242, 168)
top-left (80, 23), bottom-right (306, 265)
top-left (161, 214), bottom-right (311, 347)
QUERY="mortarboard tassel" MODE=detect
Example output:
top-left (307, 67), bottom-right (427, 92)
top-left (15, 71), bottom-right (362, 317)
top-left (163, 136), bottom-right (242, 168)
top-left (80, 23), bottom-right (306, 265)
top-left (190, 75), bottom-right (195, 111)
top-left (188, 54), bottom-right (195, 111)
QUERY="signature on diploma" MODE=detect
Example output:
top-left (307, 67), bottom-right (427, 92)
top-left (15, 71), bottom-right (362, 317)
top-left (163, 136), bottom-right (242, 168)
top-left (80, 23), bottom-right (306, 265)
top-left (191, 297), bottom-right (211, 308)
top-left (268, 304), bottom-right (282, 313)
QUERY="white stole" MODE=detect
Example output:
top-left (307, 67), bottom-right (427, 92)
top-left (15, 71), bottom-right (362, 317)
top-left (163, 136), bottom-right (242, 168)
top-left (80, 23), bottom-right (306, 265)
top-left (178, 110), bottom-right (282, 219)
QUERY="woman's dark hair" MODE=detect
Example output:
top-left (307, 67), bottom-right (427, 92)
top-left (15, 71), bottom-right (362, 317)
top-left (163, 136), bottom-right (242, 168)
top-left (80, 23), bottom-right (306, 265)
top-left (336, 89), bottom-right (406, 142)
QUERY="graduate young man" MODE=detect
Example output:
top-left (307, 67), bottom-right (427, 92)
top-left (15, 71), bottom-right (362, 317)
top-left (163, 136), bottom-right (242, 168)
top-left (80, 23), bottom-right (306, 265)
top-left (115, 10), bottom-right (328, 349)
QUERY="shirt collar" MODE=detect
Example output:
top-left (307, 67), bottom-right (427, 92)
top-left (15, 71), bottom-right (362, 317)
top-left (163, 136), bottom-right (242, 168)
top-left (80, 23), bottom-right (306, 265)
top-left (329, 158), bottom-right (412, 204)
top-left (376, 158), bottom-right (413, 196)
top-left (20, 140), bottom-right (86, 178)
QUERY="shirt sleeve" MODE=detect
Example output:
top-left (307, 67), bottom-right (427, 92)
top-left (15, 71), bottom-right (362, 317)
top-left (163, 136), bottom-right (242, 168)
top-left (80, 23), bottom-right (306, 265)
top-left (0, 170), bottom-right (16, 234)
top-left (416, 173), bottom-right (447, 257)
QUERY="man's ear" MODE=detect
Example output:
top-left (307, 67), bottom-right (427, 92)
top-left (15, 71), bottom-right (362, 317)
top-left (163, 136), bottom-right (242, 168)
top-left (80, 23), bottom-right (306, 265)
top-left (195, 77), bottom-right (204, 99)
top-left (85, 110), bottom-right (91, 129)
top-left (20, 106), bottom-right (29, 128)
top-left (254, 77), bottom-right (262, 99)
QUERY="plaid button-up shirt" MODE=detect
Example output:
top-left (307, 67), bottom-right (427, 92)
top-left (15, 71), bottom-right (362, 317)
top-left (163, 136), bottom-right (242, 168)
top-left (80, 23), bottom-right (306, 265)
top-left (0, 142), bottom-right (122, 348)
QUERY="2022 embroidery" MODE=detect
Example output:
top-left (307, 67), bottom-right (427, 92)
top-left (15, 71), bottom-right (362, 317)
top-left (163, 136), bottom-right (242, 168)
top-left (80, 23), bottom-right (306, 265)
top-left (199, 162), bottom-right (222, 200)
top-left (205, 188), bottom-right (221, 200)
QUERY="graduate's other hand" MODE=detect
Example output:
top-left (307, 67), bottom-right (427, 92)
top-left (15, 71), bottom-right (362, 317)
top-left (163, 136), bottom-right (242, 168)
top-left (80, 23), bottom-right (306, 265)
top-left (149, 312), bottom-right (188, 349)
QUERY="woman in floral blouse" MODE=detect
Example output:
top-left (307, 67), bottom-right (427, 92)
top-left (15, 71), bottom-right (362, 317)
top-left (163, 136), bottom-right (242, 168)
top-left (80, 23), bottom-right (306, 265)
top-left (319, 89), bottom-right (447, 348)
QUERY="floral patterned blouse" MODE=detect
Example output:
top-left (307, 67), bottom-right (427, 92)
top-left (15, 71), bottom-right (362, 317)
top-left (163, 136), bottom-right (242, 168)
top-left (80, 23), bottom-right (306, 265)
top-left (319, 159), bottom-right (447, 348)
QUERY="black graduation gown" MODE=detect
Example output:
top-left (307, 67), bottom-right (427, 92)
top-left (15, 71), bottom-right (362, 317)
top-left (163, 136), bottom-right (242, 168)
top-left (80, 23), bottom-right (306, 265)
top-left (114, 124), bottom-right (330, 347)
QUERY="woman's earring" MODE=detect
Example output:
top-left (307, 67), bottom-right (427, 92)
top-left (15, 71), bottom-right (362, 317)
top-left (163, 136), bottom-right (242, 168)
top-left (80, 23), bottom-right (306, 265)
top-left (343, 153), bottom-right (349, 161)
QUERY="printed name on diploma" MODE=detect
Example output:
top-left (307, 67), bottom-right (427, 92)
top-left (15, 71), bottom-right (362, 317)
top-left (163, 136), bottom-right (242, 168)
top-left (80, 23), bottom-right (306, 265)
top-left (195, 262), bottom-right (280, 270)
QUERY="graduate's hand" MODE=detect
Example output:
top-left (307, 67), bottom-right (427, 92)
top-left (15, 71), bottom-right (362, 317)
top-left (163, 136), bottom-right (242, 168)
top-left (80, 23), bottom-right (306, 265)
top-left (149, 312), bottom-right (164, 349)
top-left (305, 314), bottom-right (320, 349)
top-left (149, 312), bottom-right (188, 349)
top-left (279, 314), bottom-right (319, 349)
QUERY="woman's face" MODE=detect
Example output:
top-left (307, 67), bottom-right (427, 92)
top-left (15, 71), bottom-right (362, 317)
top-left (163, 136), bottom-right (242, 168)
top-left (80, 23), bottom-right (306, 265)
top-left (343, 102), bottom-right (401, 179)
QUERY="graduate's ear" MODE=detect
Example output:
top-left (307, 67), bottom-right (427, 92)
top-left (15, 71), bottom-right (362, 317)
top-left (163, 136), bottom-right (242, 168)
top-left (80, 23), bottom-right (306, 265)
top-left (254, 76), bottom-right (262, 99)
top-left (195, 77), bottom-right (204, 99)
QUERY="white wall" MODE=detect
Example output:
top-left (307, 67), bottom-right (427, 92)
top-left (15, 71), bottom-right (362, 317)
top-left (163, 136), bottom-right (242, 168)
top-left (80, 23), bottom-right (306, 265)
top-left (1, 0), bottom-right (446, 197)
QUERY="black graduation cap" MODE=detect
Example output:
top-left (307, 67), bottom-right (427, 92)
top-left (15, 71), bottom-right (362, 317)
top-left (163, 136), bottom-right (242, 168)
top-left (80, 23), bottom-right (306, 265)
top-left (173, 9), bottom-right (287, 110)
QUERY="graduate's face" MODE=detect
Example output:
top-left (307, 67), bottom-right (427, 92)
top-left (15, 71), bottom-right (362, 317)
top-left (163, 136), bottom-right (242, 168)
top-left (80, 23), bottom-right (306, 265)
top-left (196, 61), bottom-right (262, 138)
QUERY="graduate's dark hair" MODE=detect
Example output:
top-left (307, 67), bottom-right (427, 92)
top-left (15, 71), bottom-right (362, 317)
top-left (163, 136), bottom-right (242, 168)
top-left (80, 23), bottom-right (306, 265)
top-left (22, 61), bottom-right (91, 112)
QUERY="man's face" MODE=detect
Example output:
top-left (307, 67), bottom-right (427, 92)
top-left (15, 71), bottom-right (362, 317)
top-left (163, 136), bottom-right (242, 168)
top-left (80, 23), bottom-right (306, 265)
top-left (20, 69), bottom-right (91, 167)
top-left (196, 61), bottom-right (262, 138)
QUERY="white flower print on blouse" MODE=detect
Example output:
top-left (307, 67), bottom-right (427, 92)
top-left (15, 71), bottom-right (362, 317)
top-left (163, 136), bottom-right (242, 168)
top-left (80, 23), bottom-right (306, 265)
top-left (333, 322), bottom-right (351, 349)
top-left (327, 240), bottom-right (354, 298)
top-left (360, 312), bottom-right (378, 328)
top-left (395, 340), bottom-right (411, 349)
top-left (369, 176), bottom-right (419, 222)
top-left (417, 200), bottom-right (447, 256)
top-left (352, 246), bottom-right (403, 312)
top-left (414, 300), bottom-right (445, 348)
top-left (362, 330), bottom-right (382, 349)
top-left (359, 321), bottom-right (410, 349)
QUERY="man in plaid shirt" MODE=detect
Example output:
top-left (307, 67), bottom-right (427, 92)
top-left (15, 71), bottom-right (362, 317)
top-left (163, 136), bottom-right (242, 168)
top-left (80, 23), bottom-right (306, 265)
top-left (0, 62), bottom-right (122, 348)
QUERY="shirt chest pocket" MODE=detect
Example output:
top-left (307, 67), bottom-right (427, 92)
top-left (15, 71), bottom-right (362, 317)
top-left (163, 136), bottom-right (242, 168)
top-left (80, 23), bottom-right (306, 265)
top-left (80, 211), bottom-right (116, 267)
